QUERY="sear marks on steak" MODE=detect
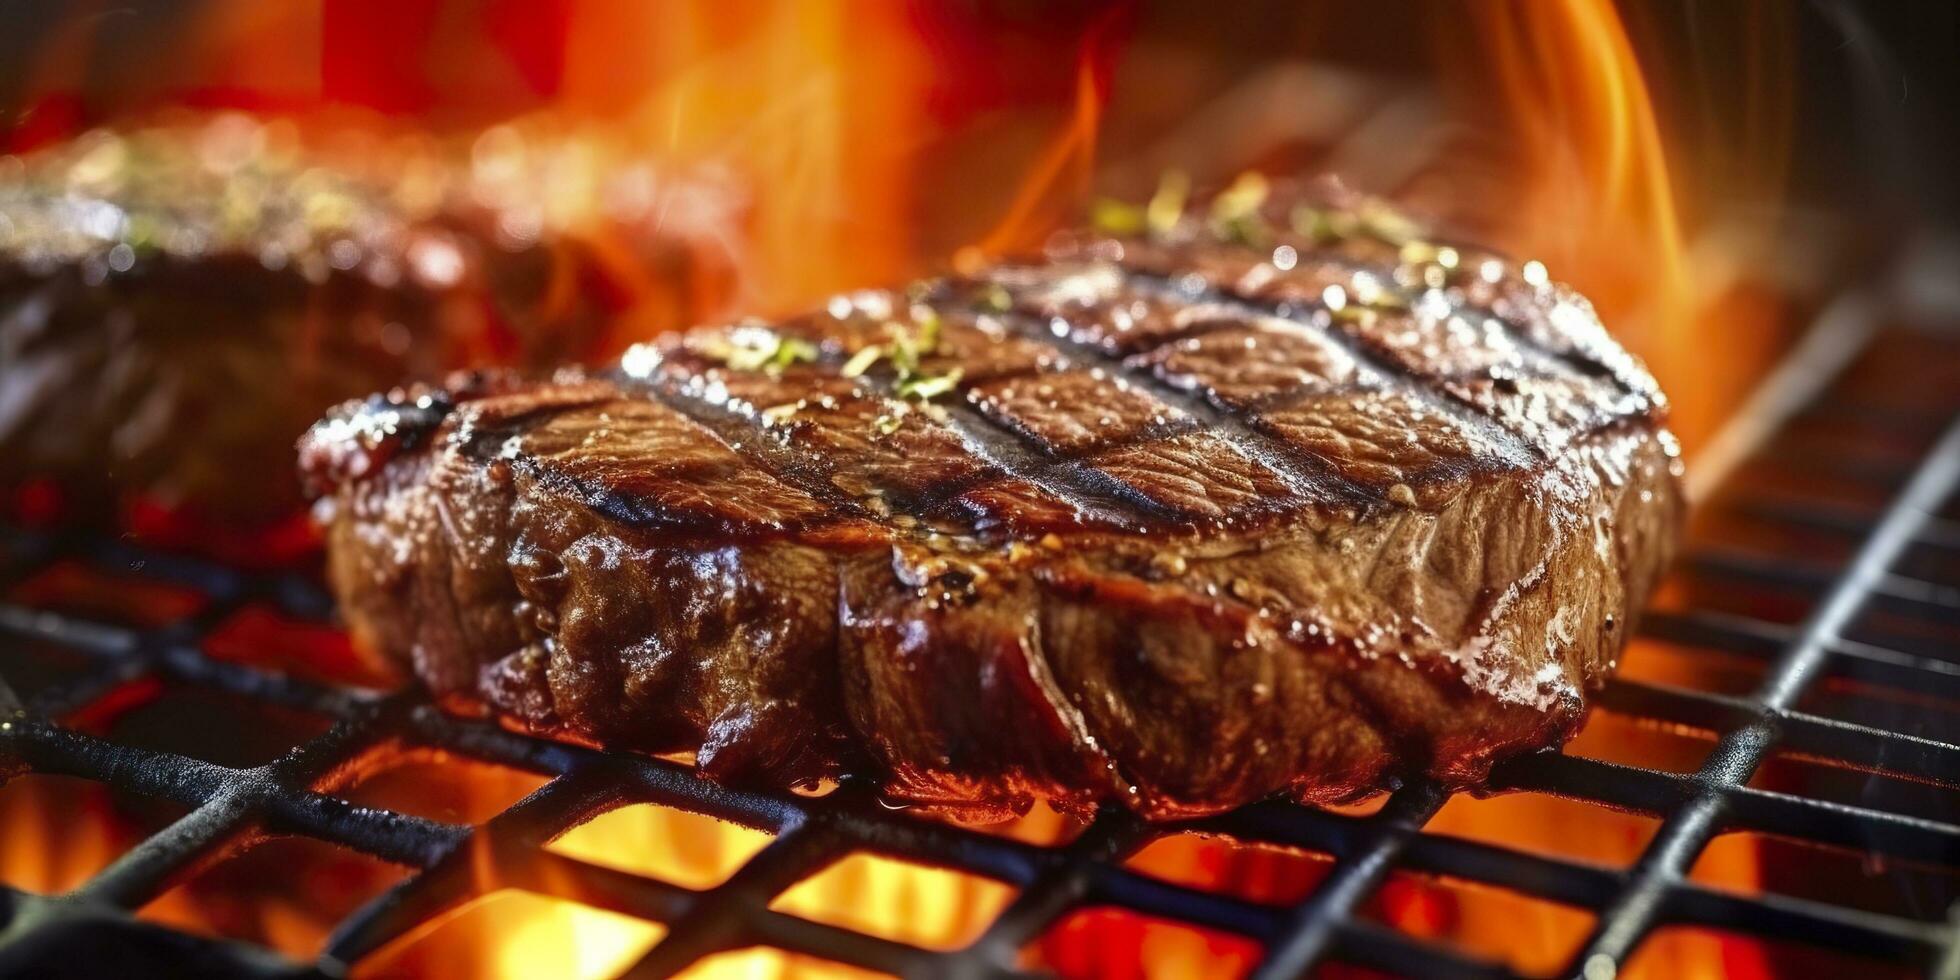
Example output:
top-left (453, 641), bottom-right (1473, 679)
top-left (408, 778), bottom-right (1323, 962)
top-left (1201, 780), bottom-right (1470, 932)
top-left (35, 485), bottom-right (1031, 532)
top-left (0, 116), bottom-right (724, 524)
top-left (302, 184), bottom-right (1684, 820)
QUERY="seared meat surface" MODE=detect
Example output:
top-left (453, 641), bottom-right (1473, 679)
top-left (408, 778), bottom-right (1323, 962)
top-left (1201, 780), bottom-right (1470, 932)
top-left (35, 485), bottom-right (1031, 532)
top-left (0, 117), bottom-right (693, 523)
top-left (302, 186), bottom-right (1683, 819)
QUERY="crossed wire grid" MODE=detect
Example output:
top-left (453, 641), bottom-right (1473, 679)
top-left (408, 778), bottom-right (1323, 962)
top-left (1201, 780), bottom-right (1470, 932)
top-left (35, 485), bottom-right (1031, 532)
top-left (0, 326), bottom-right (1956, 979)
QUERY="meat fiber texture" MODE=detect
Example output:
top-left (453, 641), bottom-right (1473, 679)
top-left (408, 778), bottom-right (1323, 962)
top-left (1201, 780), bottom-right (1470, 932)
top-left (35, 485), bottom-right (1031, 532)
top-left (302, 185), bottom-right (1683, 820)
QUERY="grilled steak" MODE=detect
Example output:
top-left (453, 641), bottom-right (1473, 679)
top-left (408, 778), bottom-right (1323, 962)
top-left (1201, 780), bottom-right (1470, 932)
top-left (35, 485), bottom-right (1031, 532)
top-left (0, 116), bottom-right (724, 525)
top-left (302, 184), bottom-right (1683, 819)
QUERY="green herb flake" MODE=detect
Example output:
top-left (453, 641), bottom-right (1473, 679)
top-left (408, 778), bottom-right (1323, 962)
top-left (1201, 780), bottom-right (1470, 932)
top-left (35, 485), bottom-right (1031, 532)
top-left (840, 344), bottom-right (883, 378)
top-left (1205, 172), bottom-right (1274, 249)
top-left (884, 321), bottom-right (920, 378)
top-left (1145, 169), bottom-right (1190, 236)
top-left (1359, 200), bottom-right (1420, 246)
top-left (1290, 204), bottom-right (1331, 243)
top-left (775, 338), bottom-right (820, 371)
top-left (913, 307), bottom-right (942, 355)
top-left (832, 306), bottom-right (969, 436)
top-left (1217, 214), bottom-right (1269, 249)
top-left (711, 330), bottom-right (819, 376)
top-left (1330, 305), bottom-right (1379, 328)
top-left (897, 368), bottom-right (963, 402)
top-left (1090, 198), bottom-right (1146, 236)
top-left (1366, 289), bottom-right (1411, 311)
top-left (1209, 172), bottom-right (1269, 232)
top-left (977, 284), bottom-right (1012, 314)
top-left (721, 343), bottom-right (774, 372)
top-left (1399, 240), bottom-right (1437, 265)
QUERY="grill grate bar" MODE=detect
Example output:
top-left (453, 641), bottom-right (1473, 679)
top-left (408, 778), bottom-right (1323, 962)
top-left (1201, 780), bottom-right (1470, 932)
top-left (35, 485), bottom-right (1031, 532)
top-left (75, 709), bottom-right (387, 910)
top-left (0, 603), bottom-right (139, 657)
top-left (72, 793), bottom-right (260, 910)
top-left (1670, 883), bottom-right (1956, 962)
top-left (1725, 783), bottom-right (1960, 864)
top-left (723, 908), bottom-right (978, 980)
top-left (1399, 829), bottom-right (1623, 911)
top-left (1249, 780), bottom-right (1448, 980)
top-left (961, 813), bottom-right (1150, 972)
top-left (1564, 418), bottom-right (1960, 976)
top-left (623, 822), bottom-right (856, 975)
top-left (1084, 865), bottom-right (1288, 939)
top-left (1730, 498), bottom-right (1878, 537)
top-left (1682, 548), bottom-right (1840, 587)
top-left (5, 718), bottom-right (468, 868)
top-left (507, 849), bottom-right (696, 924)
top-left (1496, 749), bottom-right (1960, 865)
top-left (1642, 607), bottom-right (1960, 699)
top-left (2, 336), bottom-right (1958, 977)
top-left (0, 603), bottom-right (378, 716)
top-left (1328, 920), bottom-right (1511, 980)
top-left (24, 656), bottom-right (148, 719)
top-left (321, 768), bottom-right (618, 968)
top-left (9, 719), bottom-right (284, 810)
top-left (1489, 754), bottom-right (1693, 814)
top-left (1597, 678), bottom-right (1960, 787)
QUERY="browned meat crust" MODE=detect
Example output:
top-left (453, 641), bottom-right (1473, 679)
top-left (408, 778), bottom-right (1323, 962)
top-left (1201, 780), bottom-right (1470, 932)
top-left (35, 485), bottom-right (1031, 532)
top-left (302, 187), bottom-right (1684, 820)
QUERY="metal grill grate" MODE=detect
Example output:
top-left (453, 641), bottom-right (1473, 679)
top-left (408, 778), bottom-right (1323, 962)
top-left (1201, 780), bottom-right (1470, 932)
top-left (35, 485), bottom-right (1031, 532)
top-left (2, 325), bottom-right (1958, 979)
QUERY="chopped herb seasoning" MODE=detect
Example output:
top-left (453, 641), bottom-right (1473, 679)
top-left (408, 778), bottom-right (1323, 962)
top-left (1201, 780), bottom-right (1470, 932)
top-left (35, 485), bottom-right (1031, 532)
top-left (840, 344), bottom-right (882, 378)
top-left (1089, 198), bottom-right (1146, 236)
top-left (914, 306), bottom-right (942, 353)
top-left (1209, 171), bottom-right (1271, 247)
top-left (709, 330), bottom-right (819, 376)
top-left (896, 368), bottom-right (962, 401)
top-left (1291, 204), bottom-right (1329, 243)
top-left (1145, 169), bottom-right (1190, 236)
top-left (1358, 200), bottom-right (1420, 246)
top-left (1090, 169), bottom-right (1189, 239)
top-left (882, 310), bottom-right (962, 406)
top-left (795, 303), bottom-right (966, 428)
top-left (1366, 288), bottom-right (1411, 311)
top-left (977, 283), bottom-right (1012, 313)
top-left (1330, 305), bottom-right (1379, 327)
top-left (886, 321), bottom-right (921, 378)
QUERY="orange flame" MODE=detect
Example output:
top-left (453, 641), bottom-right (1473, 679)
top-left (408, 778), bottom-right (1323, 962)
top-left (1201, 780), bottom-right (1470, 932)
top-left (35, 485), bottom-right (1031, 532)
top-left (965, 12), bottom-right (1123, 264)
top-left (1428, 0), bottom-right (1797, 453)
top-left (1455, 0), bottom-right (1689, 347)
top-left (1403, 4), bottom-right (1768, 974)
top-left (551, 3), bottom-right (926, 318)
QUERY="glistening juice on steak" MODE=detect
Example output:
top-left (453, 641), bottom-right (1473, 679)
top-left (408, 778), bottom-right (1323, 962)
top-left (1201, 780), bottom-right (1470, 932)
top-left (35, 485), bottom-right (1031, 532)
top-left (299, 179), bottom-right (1684, 821)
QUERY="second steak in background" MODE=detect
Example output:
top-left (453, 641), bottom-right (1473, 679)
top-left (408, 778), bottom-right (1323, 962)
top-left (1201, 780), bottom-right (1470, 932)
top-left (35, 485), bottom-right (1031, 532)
top-left (0, 114), bottom-right (736, 539)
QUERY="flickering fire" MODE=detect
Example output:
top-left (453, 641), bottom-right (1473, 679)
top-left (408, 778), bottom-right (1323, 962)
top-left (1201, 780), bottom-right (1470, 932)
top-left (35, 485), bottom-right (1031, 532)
top-left (550, 3), bottom-right (929, 319)
top-left (0, 0), bottom-right (1812, 977)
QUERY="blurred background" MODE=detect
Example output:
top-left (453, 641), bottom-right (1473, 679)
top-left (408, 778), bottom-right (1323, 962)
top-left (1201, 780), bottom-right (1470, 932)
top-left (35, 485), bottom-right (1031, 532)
top-left (3, 0), bottom-right (1955, 454)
